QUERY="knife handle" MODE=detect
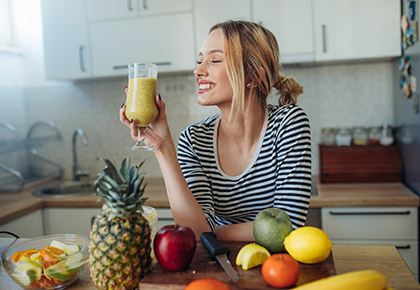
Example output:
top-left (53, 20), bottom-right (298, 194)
top-left (200, 232), bottom-right (230, 260)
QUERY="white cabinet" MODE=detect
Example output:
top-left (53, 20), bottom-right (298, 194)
top-left (89, 13), bottom-right (195, 77)
top-left (0, 210), bottom-right (44, 238)
top-left (193, 0), bottom-right (251, 56)
top-left (253, 0), bottom-right (314, 63)
top-left (43, 208), bottom-right (101, 237)
top-left (322, 207), bottom-right (418, 277)
top-left (313, 0), bottom-right (401, 62)
top-left (87, 0), bottom-right (192, 22)
top-left (41, 0), bottom-right (92, 80)
top-left (87, 0), bottom-right (139, 22)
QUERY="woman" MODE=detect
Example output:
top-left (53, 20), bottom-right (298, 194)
top-left (120, 20), bottom-right (312, 241)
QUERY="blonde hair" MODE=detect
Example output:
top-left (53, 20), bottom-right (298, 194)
top-left (209, 21), bottom-right (304, 120)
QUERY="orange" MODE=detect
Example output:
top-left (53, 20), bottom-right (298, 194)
top-left (40, 246), bottom-right (65, 268)
top-left (261, 253), bottom-right (300, 288)
top-left (11, 251), bottom-right (25, 262)
top-left (12, 249), bottom-right (41, 262)
top-left (184, 278), bottom-right (230, 290)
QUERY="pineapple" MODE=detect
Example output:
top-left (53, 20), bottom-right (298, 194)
top-left (89, 157), bottom-right (152, 290)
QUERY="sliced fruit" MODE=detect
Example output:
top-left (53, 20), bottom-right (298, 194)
top-left (65, 252), bottom-right (85, 273)
top-left (18, 249), bottom-right (41, 263)
top-left (46, 260), bottom-right (75, 282)
top-left (236, 243), bottom-right (258, 266)
top-left (13, 262), bottom-right (42, 286)
top-left (11, 251), bottom-right (25, 262)
top-left (50, 240), bottom-right (81, 255)
top-left (41, 246), bottom-right (65, 261)
top-left (236, 243), bottom-right (271, 270)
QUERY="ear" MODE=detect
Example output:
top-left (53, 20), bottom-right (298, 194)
top-left (245, 66), bottom-right (266, 89)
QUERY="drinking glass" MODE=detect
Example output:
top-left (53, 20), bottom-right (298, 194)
top-left (125, 63), bottom-right (159, 151)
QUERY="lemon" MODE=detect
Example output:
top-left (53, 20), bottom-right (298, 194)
top-left (14, 262), bottom-right (42, 286)
top-left (284, 226), bottom-right (333, 264)
top-left (236, 243), bottom-right (271, 270)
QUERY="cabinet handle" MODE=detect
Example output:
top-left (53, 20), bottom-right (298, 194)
top-left (328, 211), bottom-right (411, 216)
top-left (79, 46), bottom-right (86, 72)
top-left (395, 245), bottom-right (411, 250)
top-left (322, 24), bottom-right (327, 53)
top-left (158, 217), bottom-right (174, 221)
top-left (127, 0), bottom-right (133, 11)
top-left (143, 0), bottom-right (148, 10)
top-left (113, 62), bottom-right (171, 70)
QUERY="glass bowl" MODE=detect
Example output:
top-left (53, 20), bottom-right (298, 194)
top-left (1, 234), bottom-right (89, 290)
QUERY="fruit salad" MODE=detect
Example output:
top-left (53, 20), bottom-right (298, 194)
top-left (10, 240), bottom-right (84, 289)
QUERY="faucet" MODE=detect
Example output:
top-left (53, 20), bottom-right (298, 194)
top-left (72, 128), bottom-right (89, 181)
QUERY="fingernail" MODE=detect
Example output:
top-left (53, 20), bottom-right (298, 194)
top-left (130, 119), bottom-right (133, 123)
top-left (121, 103), bottom-right (124, 108)
top-left (124, 86), bottom-right (128, 92)
top-left (158, 93), bottom-right (162, 100)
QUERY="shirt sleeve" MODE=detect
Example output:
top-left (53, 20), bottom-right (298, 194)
top-left (274, 105), bottom-right (312, 229)
top-left (177, 127), bottom-right (216, 232)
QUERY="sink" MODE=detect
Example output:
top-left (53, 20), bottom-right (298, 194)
top-left (32, 180), bottom-right (94, 198)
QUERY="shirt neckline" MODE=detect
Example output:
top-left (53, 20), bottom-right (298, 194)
top-left (213, 109), bottom-right (269, 180)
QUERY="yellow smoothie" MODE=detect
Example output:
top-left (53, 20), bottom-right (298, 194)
top-left (125, 78), bottom-right (158, 126)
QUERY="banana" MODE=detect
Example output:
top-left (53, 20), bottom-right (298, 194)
top-left (291, 269), bottom-right (387, 290)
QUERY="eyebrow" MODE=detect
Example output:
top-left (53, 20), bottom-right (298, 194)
top-left (198, 49), bottom-right (224, 57)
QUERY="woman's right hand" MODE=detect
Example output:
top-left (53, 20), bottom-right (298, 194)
top-left (119, 88), bottom-right (172, 150)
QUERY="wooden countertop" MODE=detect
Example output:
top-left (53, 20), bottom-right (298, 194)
top-left (0, 238), bottom-right (418, 290)
top-left (0, 177), bottom-right (418, 225)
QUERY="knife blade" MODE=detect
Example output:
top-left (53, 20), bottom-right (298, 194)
top-left (200, 232), bottom-right (239, 283)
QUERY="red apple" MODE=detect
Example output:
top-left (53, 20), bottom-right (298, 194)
top-left (153, 224), bottom-right (196, 271)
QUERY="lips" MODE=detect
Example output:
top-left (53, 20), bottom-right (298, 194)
top-left (198, 81), bottom-right (216, 94)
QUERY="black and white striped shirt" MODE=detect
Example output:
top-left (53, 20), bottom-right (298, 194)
top-left (177, 104), bottom-right (312, 232)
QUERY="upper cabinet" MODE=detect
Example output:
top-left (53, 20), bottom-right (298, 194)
top-left (253, 0), bottom-right (314, 64)
top-left (41, 0), bottom-right (92, 80)
top-left (313, 0), bottom-right (401, 62)
top-left (193, 0), bottom-right (251, 57)
top-left (90, 14), bottom-right (195, 77)
top-left (138, 0), bottom-right (192, 16)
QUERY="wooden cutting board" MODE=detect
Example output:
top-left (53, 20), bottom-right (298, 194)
top-left (140, 241), bottom-right (336, 290)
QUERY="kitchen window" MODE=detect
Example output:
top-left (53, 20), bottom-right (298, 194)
top-left (0, 0), bottom-right (14, 52)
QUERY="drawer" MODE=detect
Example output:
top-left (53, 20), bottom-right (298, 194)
top-left (322, 207), bottom-right (418, 240)
top-left (332, 239), bottom-right (418, 276)
top-left (156, 208), bottom-right (174, 230)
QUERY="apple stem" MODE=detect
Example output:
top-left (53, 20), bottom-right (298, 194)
top-left (272, 209), bottom-right (275, 218)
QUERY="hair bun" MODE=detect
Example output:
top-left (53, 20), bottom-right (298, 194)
top-left (277, 76), bottom-right (304, 106)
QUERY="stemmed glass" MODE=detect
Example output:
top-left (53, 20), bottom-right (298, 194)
top-left (125, 63), bottom-right (159, 151)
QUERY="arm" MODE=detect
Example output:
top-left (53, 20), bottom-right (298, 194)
top-left (215, 221), bottom-right (255, 241)
top-left (274, 106), bottom-right (312, 228)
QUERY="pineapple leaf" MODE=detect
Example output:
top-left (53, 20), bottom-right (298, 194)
top-left (102, 175), bottom-right (122, 192)
top-left (119, 157), bottom-right (131, 182)
top-left (97, 157), bottom-right (123, 184)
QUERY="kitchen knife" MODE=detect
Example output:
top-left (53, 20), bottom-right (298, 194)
top-left (200, 232), bottom-right (239, 283)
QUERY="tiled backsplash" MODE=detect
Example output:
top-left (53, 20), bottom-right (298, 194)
top-left (0, 61), bottom-right (396, 183)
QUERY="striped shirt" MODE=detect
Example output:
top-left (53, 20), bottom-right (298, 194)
top-left (177, 104), bottom-right (312, 232)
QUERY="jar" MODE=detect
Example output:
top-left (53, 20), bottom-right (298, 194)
top-left (380, 123), bottom-right (394, 146)
top-left (352, 127), bottom-right (368, 145)
top-left (321, 128), bottom-right (336, 145)
top-left (368, 127), bottom-right (381, 145)
top-left (335, 128), bottom-right (352, 146)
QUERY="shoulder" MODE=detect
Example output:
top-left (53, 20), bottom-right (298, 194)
top-left (179, 114), bottom-right (219, 143)
top-left (268, 104), bottom-right (310, 126)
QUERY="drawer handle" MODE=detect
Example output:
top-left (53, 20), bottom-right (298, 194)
top-left (395, 245), bottom-right (411, 250)
top-left (328, 211), bottom-right (411, 216)
top-left (79, 46), bottom-right (86, 72)
top-left (127, 0), bottom-right (133, 11)
top-left (158, 218), bottom-right (174, 221)
top-left (113, 62), bottom-right (172, 70)
top-left (322, 24), bottom-right (327, 53)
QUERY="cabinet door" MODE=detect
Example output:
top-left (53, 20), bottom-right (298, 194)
top-left (313, 0), bottom-right (401, 61)
top-left (321, 207), bottom-right (418, 240)
top-left (41, 0), bottom-right (92, 80)
top-left (253, 0), bottom-right (314, 63)
top-left (89, 13), bottom-right (195, 76)
top-left (194, 0), bottom-right (251, 57)
top-left (87, 0), bottom-right (139, 22)
top-left (0, 210), bottom-right (44, 238)
top-left (43, 208), bottom-right (101, 237)
top-left (139, 0), bottom-right (192, 16)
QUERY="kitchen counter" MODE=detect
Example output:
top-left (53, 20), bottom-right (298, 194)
top-left (0, 238), bottom-right (418, 290)
top-left (0, 178), bottom-right (419, 226)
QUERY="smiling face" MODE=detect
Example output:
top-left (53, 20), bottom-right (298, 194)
top-left (194, 29), bottom-right (233, 108)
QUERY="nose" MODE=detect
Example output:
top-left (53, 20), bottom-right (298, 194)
top-left (194, 62), bottom-right (208, 79)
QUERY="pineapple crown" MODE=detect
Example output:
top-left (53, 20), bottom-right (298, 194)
top-left (94, 157), bottom-right (148, 219)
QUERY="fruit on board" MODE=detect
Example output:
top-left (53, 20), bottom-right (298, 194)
top-left (184, 278), bottom-right (230, 290)
top-left (89, 157), bottom-right (152, 290)
top-left (261, 253), bottom-right (300, 288)
top-left (253, 208), bottom-right (293, 253)
top-left (284, 226), bottom-right (333, 264)
top-left (154, 224), bottom-right (196, 271)
top-left (235, 243), bottom-right (270, 270)
top-left (290, 269), bottom-right (387, 290)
